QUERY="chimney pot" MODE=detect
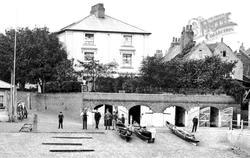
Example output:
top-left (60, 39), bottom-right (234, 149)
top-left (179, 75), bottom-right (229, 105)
top-left (90, 3), bottom-right (105, 18)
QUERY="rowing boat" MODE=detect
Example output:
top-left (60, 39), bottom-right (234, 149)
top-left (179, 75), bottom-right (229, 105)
top-left (116, 121), bottom-right (132, 142)
top-left (166, 121), bottom-right (199, 145)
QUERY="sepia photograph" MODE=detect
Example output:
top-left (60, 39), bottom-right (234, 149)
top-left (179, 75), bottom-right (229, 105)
top-left (0, 0), bottom-right (250, 157)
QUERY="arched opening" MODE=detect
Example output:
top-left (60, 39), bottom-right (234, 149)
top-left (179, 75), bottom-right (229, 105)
top-left (117, 106), bottom-right (128, 125)
top-left (175, 106), bottom-right (186, 127)
top-left (210, 107), bottom-right (219, 127)
top-left (129, 105), bottom-right (141, 124)
top-left (128, 105), bottom-right (152, 125)
top-left (199, 106), bottom-right (219, 127)
top-left (93, 104), bottom-right (114, 126)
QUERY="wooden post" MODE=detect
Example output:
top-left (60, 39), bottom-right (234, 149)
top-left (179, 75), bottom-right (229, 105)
top-left (241, 120), bottom-right (244, 130)
top-left (32, 114), bottom-right (38, 132)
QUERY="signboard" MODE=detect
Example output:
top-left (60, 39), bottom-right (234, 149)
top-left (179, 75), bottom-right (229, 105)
top-left (188, 12), bottom-right (237, 41)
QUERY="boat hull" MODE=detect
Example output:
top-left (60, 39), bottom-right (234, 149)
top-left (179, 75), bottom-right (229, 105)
top-left (133, 126), bottom-right (155, 143)
top-left (166, 121), bottom-right (199, 145)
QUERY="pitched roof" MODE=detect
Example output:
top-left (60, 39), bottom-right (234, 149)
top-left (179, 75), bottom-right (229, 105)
top-left (0, 80), bottom-right (11, 89)
top-left (57, 14), bottom-right (151, 35)
top-left (207, 43), bottom-right (218, 52)
top-left (246, 48), bottom-right (250, 56)
top-left (163, 45), bottom-right (181, 62)
top-left (237, 50), bottom-right (250, 77)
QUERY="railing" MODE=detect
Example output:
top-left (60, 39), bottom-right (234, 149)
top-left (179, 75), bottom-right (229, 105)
top-left (229, 119), bottom-right (250, 130)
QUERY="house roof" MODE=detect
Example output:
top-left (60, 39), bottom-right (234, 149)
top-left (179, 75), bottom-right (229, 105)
top-left (57, 14), bottom-right (151, 35)
top-left (163, 45), bottom-right (181, 62)
top-left (207, 43), bottom-right (218, 52)
top-left (0, 80), bottom-right (11, 89)
top-left (246, 48), bottom-right (250, 56)
top-left (237, 50), bottom-right (250, 77)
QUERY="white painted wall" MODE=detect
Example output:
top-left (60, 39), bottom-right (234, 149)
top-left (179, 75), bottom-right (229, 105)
top-left (141, 106), bottom-right (153, 126)
top-left (163, 106), bottom-right (175, 125)
top-left (213, 43), bottom-right (243, 80)
top-left (58, 31), bottom-right (150, 74)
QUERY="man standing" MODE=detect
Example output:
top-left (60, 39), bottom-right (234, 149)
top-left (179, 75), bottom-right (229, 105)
top-left (81, 109), bottom-right (88, 130)
top-left (121, 114), bottom-right (125, 124)
top-left (94, 109), bottom-right (101, 129)
top-left (58, 112), bottom-right (64, 129)
top-left (104, 110), bottom-right (112, 130)
top-left (192, 116), bottom-right (198, 132)
top-left (112, 111), bottom-right (118, 130)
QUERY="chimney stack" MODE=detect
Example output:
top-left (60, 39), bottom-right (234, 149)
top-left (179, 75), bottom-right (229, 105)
top-left (90, 3), bottom-right (105, 18)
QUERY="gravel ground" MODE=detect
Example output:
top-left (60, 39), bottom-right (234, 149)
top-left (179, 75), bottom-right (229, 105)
top-left (0, 111), bottom-right (249, 158)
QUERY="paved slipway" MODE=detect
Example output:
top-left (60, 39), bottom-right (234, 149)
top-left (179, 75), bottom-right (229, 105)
top-left (0, 111), bottom-right (249, 158)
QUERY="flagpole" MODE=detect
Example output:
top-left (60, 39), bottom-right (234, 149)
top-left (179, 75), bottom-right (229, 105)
top-left (12, 27), bottom-right (16, 121)
top-left (11, 9), bottom-right (18, 122)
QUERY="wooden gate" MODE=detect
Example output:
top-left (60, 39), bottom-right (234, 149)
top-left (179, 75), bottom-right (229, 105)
top-left (220, 107), bottom-right (233, 127)
top-left (199, 107), bottom-right (210, 127)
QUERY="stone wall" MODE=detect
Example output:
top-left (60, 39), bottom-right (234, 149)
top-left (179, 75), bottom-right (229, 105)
top-left (15, 92), bottom-right (240, 126)
top-left (17, 92), bottom-right (83, 120)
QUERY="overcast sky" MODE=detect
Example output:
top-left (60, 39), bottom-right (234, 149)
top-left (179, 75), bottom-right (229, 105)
top-left (0, 0), bottom-right (249, 55)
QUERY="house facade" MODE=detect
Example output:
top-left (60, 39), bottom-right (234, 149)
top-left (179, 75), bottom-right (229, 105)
top-left (57, 3), bottom-right (151, 75)
top-left (164, 25), bottom-right (243, 80)
top-left (0, 80), bottom-right (11, 121)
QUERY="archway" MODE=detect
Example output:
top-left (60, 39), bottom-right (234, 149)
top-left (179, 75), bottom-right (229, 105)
top-left (129, 106), bottom-right (141, 124)
top-left (128, 105), bottom-right (152, 125)
top-left (210, 107), bottom-right (219, 127)
top-left (175, 106), bottom-right (186, 127)
top-left (93, 104), bottom-right (114, 126)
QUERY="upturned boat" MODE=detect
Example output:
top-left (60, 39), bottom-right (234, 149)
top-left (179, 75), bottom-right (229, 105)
top-left (166, 121), bottom-right (199, 145)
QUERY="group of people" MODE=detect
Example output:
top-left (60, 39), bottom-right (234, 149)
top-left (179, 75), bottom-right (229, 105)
top-left (96, 109), bottom-right (125, 130)
top-left (58, 109), bottom-right (126, 130)
top-left (58, 110), bottom-right (199, 133)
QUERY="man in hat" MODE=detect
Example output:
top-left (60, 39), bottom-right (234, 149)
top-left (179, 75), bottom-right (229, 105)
top-left (94, 109), bottom-right (101, 129)
top-left (58, 112), bottom-right (64, 129)
top-left (192, 116), bottom-right (199, 132)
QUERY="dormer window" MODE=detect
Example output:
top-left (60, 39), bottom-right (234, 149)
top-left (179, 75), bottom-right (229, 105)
top-left (84, 33), bottom-right (94, 45)
top-left (123, 35), bottom-right (132, 46)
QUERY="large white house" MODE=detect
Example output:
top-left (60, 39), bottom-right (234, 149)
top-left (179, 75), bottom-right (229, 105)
top-left (57, 3), bottom-right (151, 75)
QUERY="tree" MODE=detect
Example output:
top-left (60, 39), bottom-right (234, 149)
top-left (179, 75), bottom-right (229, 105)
top-left (77, 59), bottom-right (117, 91)
top-left (139, 55), bottom-right (237, 94)
top-left (0, 27), bottom-right (75, 92)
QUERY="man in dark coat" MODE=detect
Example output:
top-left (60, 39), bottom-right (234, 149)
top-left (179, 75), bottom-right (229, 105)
top-left (192, 116), bottom-right (198, 132)
top-left (94, 109), bottom-right (101, 129)
top-left (58, 112), bottom-right (64, 129)
top-left (121, 114), bottom-right (125, 124)
top-left (104, 110), bottom-right (112, 130)
top-left (82, 111), bottom-right (88, 130)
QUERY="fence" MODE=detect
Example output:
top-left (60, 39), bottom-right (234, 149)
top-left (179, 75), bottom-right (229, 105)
top-left (229, 119), bottom-right (250, 130)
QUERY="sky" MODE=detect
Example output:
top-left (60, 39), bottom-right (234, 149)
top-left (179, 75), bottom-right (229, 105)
top-left (0, 0), bottom-right (249, 55)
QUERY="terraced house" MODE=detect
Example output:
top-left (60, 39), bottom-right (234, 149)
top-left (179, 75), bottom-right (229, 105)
top-left (57, 3), bottom-right (151, 75)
